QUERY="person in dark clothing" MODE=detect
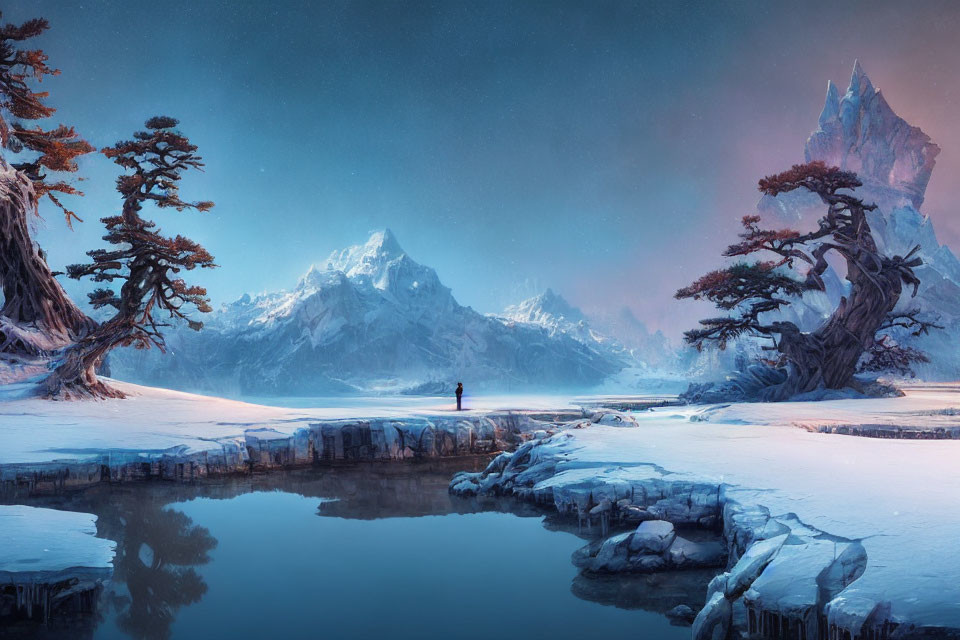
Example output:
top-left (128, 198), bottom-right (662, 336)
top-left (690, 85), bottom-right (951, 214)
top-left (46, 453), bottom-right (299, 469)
top-left (455, 382), bottom-right (463, 411)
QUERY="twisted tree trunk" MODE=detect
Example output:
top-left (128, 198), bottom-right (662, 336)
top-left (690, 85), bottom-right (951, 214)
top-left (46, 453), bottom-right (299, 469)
top-left (766, 213), bottom-right (904, 400)
top-left (44, 318), bottom-right (129, 400)
top-left (45, 241), bottom-right (155, 399)
top-left (0, 158), bottom-right (92, 356)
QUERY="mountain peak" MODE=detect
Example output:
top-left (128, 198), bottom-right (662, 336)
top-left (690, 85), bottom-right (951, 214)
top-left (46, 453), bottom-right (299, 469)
top-left (805, 60), bottom-right (940, 209)
top-left (504, 288), bottom-right (585, 325)
top-left (325, 229), bottom-right (408, 277)
top-left (533, 288), bottom-right (582, 318)
top-left (301, 229), bottom-right (452, 306)
top-left (849, 59), bottom-right (872, 95)
top-left (367, 228), bottom-right (403, 256)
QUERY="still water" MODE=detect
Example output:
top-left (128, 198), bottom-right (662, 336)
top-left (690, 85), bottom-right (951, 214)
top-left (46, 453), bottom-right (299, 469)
top-left (14, 462), bottom-right (704, 640)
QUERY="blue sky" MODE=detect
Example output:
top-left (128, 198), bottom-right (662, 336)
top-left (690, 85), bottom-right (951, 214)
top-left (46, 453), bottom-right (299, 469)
top-left (9, 0), bottom-right (960, 336)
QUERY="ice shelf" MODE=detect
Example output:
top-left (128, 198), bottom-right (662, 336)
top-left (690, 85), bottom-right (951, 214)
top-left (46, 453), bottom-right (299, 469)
top-left (0, 504), bottom-right (115, 620)
top-left (0, 379), bottom-right (599, 494)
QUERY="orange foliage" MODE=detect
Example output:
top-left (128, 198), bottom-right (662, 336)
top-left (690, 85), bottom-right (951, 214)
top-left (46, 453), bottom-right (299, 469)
top-left (0, 13), bottom-right (94, 225)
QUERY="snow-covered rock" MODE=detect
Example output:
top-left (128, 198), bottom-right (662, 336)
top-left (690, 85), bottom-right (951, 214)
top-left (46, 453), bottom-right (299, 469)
top-left (629, 520), bottom-right (676, 553)
top-left (665, 604), bottom-right (697, 626)
top-left (667, 536), bottom-right (727, 569)
top-left (722, 533), bottom-right (788, 599)
top-left (692, 591), bottom-right (732, 640)
top-left (108, 230), bottom-right (628, 396)
top-left (572, 525), bottom-right (726, 574)
top-left (589, 409), bottom-right (639, 427)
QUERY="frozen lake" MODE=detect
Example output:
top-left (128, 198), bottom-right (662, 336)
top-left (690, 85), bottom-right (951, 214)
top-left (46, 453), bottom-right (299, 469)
top-left (11, 462), bottom-right (700, 639)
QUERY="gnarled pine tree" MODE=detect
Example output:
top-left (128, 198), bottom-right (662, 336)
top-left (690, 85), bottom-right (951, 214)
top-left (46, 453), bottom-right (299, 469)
top-left (45, 117), bottom-right (215, 400)
top-left (0, 13), bottom-right (95, 355)
top-left (676, 161), bottom-right (938, 401)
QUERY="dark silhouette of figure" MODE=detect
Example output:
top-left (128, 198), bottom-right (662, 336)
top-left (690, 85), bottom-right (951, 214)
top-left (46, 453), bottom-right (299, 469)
top-left (456, 382), bottom-right (463, 411)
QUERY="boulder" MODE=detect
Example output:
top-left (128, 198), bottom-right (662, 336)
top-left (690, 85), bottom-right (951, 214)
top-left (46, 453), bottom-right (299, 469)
top-left (668, 536), bottom-right (727, 568)
top-left (590, 411), bottom-right (639, 427)
top-left (629, 519), bottom-right (676, 554)
top-left (665, 604), bottom-right (697, 626)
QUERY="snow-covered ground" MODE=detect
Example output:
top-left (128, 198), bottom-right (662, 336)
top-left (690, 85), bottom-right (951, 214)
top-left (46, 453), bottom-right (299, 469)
top-left (451, 384), bottom-right (960, 638)
top-left (0, 379), bottom-right (589, 467)
top-left (0, 379), bottom-right (682, 472)
top-left (3, 380), bottom-right (661, 496)
top-left (5, 379), bottom-right (950, 469)
top-left (695, 383), bottom-right (960, 435)
top-left (572, 406), bottom-right (960, 627)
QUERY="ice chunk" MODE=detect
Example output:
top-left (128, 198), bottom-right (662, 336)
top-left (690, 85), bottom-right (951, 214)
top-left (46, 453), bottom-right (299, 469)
top-left (0, 505), bottom-right (115, 576)
top-left (725, 533), bottom-right (788, 599)
top-left (0, 505), bottom-right (115, 620)
top-left (692, 591), bottom-right (732, 640)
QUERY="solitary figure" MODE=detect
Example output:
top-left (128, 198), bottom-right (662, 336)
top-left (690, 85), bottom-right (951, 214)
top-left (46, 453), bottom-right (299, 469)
top-left (455, 382), bottom-right (463, 411)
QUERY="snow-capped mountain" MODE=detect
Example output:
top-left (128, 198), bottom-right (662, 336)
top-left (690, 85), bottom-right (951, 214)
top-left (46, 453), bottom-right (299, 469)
top-left (109, 230), bottom-right (627, 396)
top-left (501, 288), bottom-right (585, 327)
top-left (498, 290), bottom-right (676, 366)
top-left (758, 61), bottom-right (960, 379)
top-left (499, 288), bottom-right (604, 345)
top-left (494, 290), bottom-right (691, 393)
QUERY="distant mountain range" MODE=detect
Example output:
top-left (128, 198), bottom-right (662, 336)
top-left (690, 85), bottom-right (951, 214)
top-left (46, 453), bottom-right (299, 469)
top-left (111, 62), bottom-right (960, 395)
top-left (110, 230), bottom-right (649, 396)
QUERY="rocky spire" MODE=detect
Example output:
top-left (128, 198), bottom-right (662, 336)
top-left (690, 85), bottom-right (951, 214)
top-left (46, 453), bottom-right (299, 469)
top-left (818, 80), bottom-right (840, 128)
top-left (805, 60), bottom-right (940, 209)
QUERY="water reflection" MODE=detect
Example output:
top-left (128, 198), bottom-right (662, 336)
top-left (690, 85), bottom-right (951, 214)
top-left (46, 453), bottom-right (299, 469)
top-left (8, 461), bottom-right (709, 639)
top-left (0, 486), bottom-right (218, 640)
top-left (99, 496), bottom-right (216, 640)
top-left (572, 569), bottom-right (715, 613)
